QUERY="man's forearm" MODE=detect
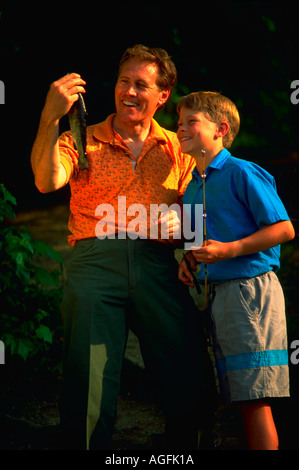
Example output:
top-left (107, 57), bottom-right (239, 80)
top-left (31, 114), bottom-right (67, 193)
top-left (30, 73), bottom-right (86, 194)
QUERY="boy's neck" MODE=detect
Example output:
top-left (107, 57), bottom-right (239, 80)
top-left (195, 146), bottom-right (224, 177)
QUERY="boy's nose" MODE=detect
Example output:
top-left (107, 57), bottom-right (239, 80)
top-left (177, 126), bottom-right (187, 136)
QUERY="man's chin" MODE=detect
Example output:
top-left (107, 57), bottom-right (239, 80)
top-left (117, 111), bottom-right (142, 125)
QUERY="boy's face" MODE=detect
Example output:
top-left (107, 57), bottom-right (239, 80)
top-left (177, 106), bottom-right (220, 157)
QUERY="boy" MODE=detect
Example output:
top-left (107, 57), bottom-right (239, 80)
top-left (177, 91), bottom-right (295, 450)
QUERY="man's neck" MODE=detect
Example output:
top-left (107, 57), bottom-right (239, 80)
top-left (113, 116), bottom-right (152, 143)
top-left (113, 116), bottom-right (153, 159)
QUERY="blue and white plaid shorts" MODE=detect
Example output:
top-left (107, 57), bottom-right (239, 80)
top-left (210, 271), bottom-right (290, 403)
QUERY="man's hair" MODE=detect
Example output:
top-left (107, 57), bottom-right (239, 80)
top-left (177, 91), bottom-right (240, 148)
top-left (118, 44), bottom-right (177, 92)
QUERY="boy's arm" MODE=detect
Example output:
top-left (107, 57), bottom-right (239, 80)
top-left (190, 220), bottom-right (295, 264)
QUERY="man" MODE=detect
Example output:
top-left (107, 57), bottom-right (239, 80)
top-left (31, 45), bottom-right (216, 450)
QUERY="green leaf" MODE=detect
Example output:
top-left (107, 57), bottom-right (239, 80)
top-left (36, 309), bottom-right (50, 321)
top-left (32, 266), bottom-right (60, 286)
top-left (0, 184), bottom-right (17, 221)
top-left (33, 240), bottom-right (64, 263)
top-left (0, 184), bottom-right (17, 206)
top-left (16, 339), bottom-right (33, 361)
top-left (35, 325), bottom-right (53, 344)
top-left (261, 15), bottom-right (276, 32)
top-left (18, 230), bottom-right (35, 254)
top-left (15, 258), bottom-right (32, 283)
top-left (3, 335), bottom-right (32, 360)
top-left (3, 333), bottom-right (16, 349)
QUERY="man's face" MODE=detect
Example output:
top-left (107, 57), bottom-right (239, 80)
top-left (115, 58), bottom-right (169, 126)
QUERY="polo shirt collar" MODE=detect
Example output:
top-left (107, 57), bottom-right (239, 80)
top-left (209, 147), bottom-right (231, 170)
top-left (92, 114), bottom-right (115, 143)
top-left (192, 147), bottom-right (231, 180)
top-left (92, 114), bottom-right (167, 144)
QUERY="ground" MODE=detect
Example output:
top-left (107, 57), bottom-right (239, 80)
top-left (1, 203), bottom-right (298, 451)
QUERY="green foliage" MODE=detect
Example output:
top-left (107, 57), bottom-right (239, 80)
top-left (0, 184), bottom-right (64, 362)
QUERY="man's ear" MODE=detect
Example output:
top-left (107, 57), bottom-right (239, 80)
top-left (216, 121), bottom-right (229, 138)
top-left (158, 89), bottom-right (171, 107)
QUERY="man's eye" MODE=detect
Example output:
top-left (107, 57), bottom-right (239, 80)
top-left (137, 82), bottom-right (148, 89)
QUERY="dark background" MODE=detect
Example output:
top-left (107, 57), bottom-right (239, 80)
top-left (0, 1), bottom-right (299, 450)
top-left (0, 0), bottom-right (298, 217)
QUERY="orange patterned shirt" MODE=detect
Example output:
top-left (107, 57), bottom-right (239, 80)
top-left (59, 114), bottom-right (195, 246)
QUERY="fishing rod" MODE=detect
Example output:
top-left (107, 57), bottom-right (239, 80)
top-left (184, 149), bottom-right (209, 450)
top-left (201, 149), bottom-right (208, 311)
top-left (183, 149), bottom-right (208, 310)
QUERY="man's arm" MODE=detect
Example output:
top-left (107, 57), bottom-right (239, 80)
top-left (31, 73), bottom-right (86, 193)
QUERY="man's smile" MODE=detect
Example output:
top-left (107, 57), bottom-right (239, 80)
top-left (122, 100), bottom-right (138, 107)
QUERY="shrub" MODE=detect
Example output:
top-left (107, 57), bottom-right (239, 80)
top-left (0, 184), bottom-right (64, 362)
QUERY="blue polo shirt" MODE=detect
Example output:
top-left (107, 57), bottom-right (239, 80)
top-left (182, 148), bottom-right (290, 282)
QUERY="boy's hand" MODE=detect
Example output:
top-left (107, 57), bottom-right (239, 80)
top-left (191, 239), bottom-right (236, 264)
top-left (178, 250), bottom-right (198, 287)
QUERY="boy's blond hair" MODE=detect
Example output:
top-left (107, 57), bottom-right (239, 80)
top-left (177, 91), bottom-right (240, 148)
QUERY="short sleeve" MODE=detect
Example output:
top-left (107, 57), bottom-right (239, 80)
top-left (59, 131), bottom-right (79, 180)
top-left (235, 162), bottom-right (290, 227)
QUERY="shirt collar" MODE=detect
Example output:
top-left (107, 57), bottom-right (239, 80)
top-left (192, 148), bottom-right (231, 180)
top-left (209, 147), bottom-right (231, 170)
top-left (92, 114), bottom-right (167, 144)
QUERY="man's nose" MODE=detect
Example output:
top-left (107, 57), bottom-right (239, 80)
top-left (127, 86), bottom-right (137, 96)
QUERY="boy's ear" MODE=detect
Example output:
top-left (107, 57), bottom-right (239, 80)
top-left (216, 121), bottom-right (229, 138)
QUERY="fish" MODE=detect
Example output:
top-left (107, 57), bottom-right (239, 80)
top-left (68, 92), bottom-right (89, 169)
